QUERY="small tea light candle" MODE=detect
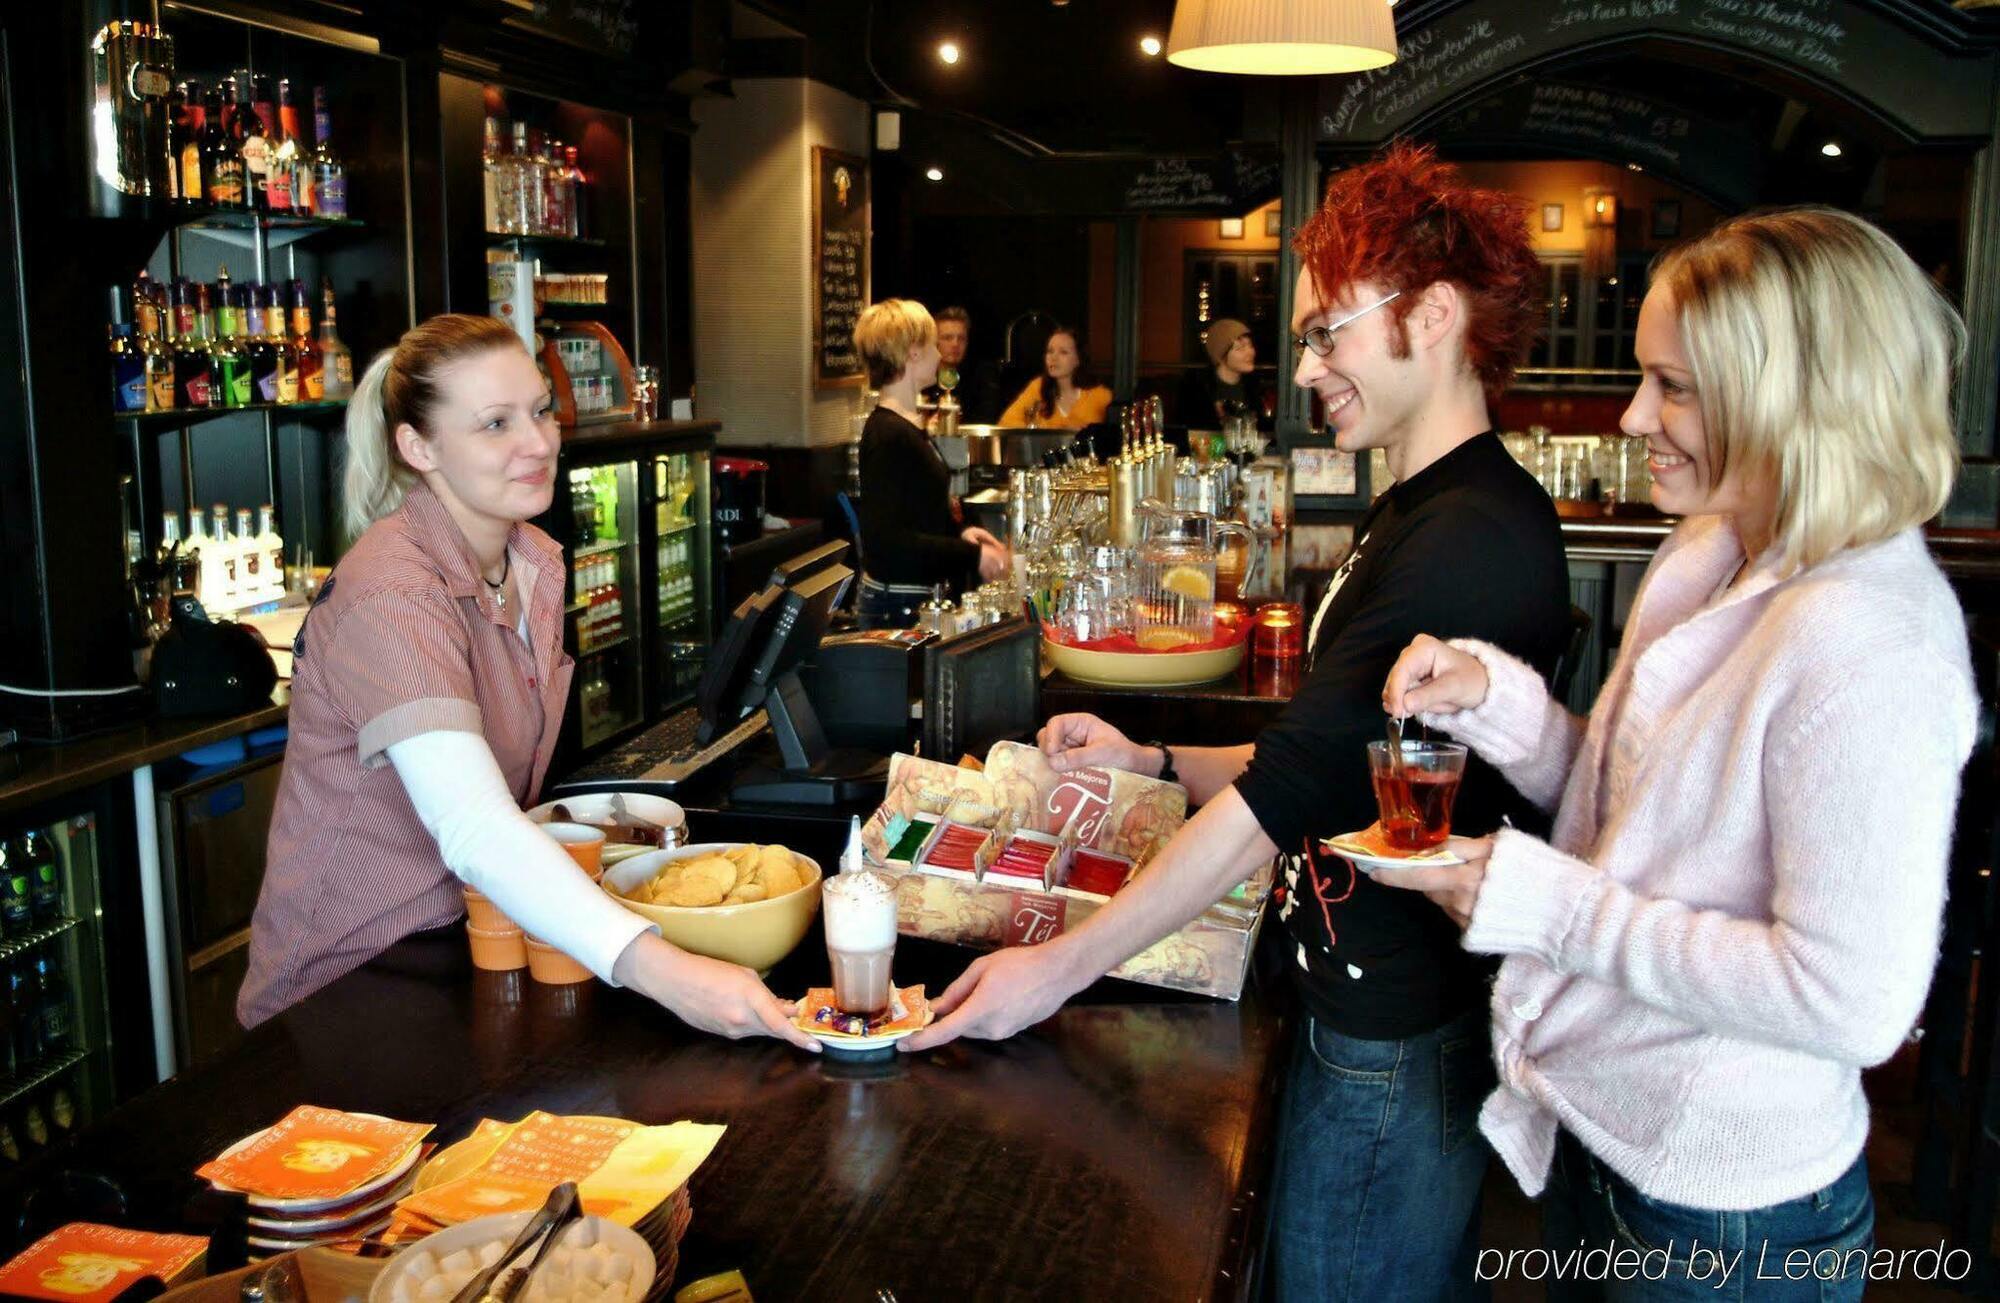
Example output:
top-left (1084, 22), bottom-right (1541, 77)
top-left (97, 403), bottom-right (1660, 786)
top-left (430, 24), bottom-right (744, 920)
top-left (1252, 602), bottom-right (1305, 660)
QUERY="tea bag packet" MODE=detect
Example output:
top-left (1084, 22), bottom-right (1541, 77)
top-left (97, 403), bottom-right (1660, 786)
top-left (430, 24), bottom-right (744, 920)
top-left (796, 985), bottom-right (933, 1038)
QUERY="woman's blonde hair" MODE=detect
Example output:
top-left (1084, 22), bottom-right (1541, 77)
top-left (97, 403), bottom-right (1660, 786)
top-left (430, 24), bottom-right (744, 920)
top-left (854, 299), bottom-right (936, 388)
top-left (343, 314), bottom-right (526, 541)
top-left (1655, 207), bottom-right (1963, 574)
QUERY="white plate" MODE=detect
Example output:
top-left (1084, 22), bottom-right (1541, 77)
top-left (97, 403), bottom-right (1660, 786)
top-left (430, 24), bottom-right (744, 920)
top-left (246, 1213), bottom-right (392, 1252)
top-left (1323, 832), bottom-right (1466, 874)
top-left (527, 792), bottom-right (686, 845)
top-left (208, 1114), bottom-right (424, 1213)
top-left (367, 1211), bottom-right (655, 1303)
top-left (804, 1024), bottom-right (921, 1053)
top-left (244, 1173), bottom-right (415, 1231)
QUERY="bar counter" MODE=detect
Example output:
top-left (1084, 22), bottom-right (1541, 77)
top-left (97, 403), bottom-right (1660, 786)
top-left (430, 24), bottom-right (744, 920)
top-left (7, 927), bottom-right (1289, 1300)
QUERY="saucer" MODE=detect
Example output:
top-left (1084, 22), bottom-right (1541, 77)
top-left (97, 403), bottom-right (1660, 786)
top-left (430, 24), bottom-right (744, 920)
top-left (809, 1026), bottom-right (919, 1057)
top-left (1323, 827), bottom-right (1465, 873)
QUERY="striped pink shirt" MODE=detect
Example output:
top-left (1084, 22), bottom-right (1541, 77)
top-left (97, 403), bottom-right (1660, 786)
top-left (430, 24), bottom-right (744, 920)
top-left (238, 482), bottom-right (574, 1026)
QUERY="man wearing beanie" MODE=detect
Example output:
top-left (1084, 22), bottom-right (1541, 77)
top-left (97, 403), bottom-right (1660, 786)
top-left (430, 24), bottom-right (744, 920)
top-left (1177, 316), bottom-right (1266, 431)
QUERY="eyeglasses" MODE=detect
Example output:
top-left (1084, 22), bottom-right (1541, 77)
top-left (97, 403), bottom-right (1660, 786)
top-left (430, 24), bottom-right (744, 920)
top-left (1291, 291), bottom-right (1403, 359)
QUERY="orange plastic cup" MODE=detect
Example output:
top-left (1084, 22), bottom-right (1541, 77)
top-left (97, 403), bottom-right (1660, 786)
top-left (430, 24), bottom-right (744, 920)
top-left (463, 886), bottom-right (515, 932)
top-left (524, 936), bottom-right (594, 985)
top-left (543, 822), bottom-right (607, 880)
top-left (467, 922), bottom-right (528, 971)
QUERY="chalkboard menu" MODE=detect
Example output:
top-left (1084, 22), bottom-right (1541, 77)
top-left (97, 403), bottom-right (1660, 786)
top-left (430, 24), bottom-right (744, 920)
top-left (814, 146), bottom-right (869, 388)
top-left (519, 0), bottom-right (639, 56)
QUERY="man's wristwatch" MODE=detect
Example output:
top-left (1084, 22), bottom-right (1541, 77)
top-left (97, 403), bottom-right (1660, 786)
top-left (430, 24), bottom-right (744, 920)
top-left (1149, 741), bottom-right (1178, 784)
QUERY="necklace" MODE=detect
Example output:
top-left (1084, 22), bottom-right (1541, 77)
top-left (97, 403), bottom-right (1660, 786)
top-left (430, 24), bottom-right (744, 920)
top-left (483, 549), bottom-right (511, 609)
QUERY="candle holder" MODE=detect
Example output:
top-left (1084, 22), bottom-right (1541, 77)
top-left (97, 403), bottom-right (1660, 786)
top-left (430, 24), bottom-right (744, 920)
top-left (1251, 602), bottom-right (1304, 660)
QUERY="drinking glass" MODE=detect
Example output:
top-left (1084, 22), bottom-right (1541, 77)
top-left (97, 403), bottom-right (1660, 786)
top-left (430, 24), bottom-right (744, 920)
top-left (1366, 740), bottom-right (1469, 851)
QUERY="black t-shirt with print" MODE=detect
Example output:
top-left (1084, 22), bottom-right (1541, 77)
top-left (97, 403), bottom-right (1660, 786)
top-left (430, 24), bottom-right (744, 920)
top-left (1233, 432), bottom-right (1571, 1041)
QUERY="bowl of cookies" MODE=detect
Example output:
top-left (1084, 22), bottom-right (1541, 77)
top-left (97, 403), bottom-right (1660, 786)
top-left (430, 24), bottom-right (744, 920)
top-left (602, 842), bottom-right (822, 974)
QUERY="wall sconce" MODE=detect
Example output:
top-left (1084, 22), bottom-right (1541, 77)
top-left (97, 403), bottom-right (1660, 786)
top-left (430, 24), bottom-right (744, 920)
top-left (1584, 189), bottom-right (1618, 228)
top-left (1218, 217), bottom-right (1245, 239)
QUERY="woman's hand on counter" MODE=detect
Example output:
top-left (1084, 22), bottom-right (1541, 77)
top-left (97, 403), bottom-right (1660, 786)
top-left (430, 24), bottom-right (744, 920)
top-left (1038, 713), bottom-right (1158, 776)
top-left (1383, 634), bottom-right (1490, 719)
top-left (615, 934), bottom-right (821, 1051)
top-left (899, 941), bottom-right (1093, 1052)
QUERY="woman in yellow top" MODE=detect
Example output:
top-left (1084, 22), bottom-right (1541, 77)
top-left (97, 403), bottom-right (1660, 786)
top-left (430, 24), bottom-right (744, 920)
top-left (997, 326), bottom-right (1113, 429)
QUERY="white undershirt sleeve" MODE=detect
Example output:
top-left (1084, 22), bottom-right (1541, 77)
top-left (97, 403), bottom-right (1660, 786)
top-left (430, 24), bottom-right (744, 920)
top-left (386, 729), bottom-right (654, 983)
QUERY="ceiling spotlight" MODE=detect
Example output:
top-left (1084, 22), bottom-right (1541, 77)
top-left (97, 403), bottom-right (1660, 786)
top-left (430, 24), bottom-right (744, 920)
top-left (1822, 141), bottom-right (1844, 158)
top-left (1625, 162), bottom-right (1643, 172)
top-left (937, 41), bottom-right (961, 65)
top-left (925, 166), bottom-right (944, 182)
top-left (1140, 34), bottom-right (1163, 56)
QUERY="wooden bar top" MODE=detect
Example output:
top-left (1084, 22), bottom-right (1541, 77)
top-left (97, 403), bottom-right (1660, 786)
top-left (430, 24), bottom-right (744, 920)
top-left (6, 928), bottom-right (1290, 1300)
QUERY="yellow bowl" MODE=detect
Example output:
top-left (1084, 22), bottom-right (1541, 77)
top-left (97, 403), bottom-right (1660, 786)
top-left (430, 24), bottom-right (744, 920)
top-left (602, 843), bottom-right (822, 974)
top-left (1043, 637), bottom-right (1246, 688)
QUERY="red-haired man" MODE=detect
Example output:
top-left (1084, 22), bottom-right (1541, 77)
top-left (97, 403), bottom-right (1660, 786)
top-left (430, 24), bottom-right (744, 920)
top-left (904, 144), bottom-right (1572, 1300)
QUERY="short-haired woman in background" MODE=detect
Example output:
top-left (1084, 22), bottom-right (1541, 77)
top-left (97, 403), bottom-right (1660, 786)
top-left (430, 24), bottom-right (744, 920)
top-left (1380, 208), bottom-right (1977, 1299)
top-left (853, 299), bottom-right (1008, 627)
top-left (996, 326), bottom-right (1113, 430)
top-left (240, 314), bottom-right (816, 1049)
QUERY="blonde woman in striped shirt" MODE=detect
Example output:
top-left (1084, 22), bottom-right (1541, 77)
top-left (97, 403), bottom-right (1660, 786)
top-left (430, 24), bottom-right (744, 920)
top-left (239, 314), bottom-right (816, 1048)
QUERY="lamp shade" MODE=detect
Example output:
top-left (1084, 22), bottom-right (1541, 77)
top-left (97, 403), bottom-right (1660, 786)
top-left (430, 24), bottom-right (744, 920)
top-left (1167, 0), bottom-right (1397, 75)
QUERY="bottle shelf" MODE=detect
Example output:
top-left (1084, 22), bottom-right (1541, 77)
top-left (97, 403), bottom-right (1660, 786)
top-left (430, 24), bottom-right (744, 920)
top-left (487, 232), bottom-right (608, 250)
top-left (0, 1048), bottom-right (88, 1114)
top-left (117, 399), bottom-right (349, 433)
top-left (576, 632), bottom-right (631, 656)
top-left (571, 538), bottom-right (627, 559)
top-left (96, 199), bottom-right (366, 250)
top-left (0, 916), bottom-right (79, 966)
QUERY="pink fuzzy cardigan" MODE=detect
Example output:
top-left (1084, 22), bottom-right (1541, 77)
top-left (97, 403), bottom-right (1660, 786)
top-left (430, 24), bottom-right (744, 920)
top-left (1432, 516), bottom-right (1976, 1209)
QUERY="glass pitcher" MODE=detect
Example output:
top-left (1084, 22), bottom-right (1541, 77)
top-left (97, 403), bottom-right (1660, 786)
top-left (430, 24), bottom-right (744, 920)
top-left (1133, 507), bottom-right (1254, 648)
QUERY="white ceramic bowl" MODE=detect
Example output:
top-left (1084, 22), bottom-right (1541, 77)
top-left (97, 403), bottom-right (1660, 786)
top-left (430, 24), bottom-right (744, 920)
top-left (368, 1212), bottom-right (654, 1303)
top-left (528, 792), bottom-right (687, 853)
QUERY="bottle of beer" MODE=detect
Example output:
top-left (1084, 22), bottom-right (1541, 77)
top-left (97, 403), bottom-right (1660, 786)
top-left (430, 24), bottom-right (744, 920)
top-left (22, 828), bottom-right (62, 927)
top-left (34, 952), bottom-right (70, 1054)
top-left (9, 962), bottom-right (41, 1071)
top-left (201, 84), bottom-right (245, 209)
top-left (49, 1082), bottom-right (76, 1133)
top-left (0, 840), bottom-right (30, 937)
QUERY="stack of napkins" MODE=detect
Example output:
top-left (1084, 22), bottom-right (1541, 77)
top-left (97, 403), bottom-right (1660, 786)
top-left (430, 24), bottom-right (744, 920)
top-left (197, 1105), bottom-right (435, 1256)
top-left (384, 1111), bottom-right (724, 1243)
top-left (0, 1223), bottom-right (206, 1301)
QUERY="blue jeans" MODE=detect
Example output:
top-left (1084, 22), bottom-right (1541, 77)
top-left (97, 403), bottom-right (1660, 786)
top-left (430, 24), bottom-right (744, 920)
top-left (1266, 1005), bottom-right (1496, 1301)
top-left (1538, 1131), bottom-right (1874, 1301)
top-left (856, 576), bottom-right (926, 629)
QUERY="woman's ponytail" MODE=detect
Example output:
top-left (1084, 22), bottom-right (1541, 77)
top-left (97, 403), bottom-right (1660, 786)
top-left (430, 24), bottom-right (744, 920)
top-left (337, 314), bottom-right (526, 543)
top-left (342, 349), bottom-right (410, 542)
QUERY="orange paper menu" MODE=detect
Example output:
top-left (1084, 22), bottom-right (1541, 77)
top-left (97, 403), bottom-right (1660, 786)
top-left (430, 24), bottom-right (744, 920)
top-left (196, 1105), bottom-right (433, 1200)
top-left (0, 1223), bottom-right (206, 1302)
top-left (397, 1112), bottom-right (637, 1226)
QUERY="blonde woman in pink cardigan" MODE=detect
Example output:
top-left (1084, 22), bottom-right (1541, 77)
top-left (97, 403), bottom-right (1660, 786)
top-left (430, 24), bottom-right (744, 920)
top-left (1379, 208), bottom-right (1978, 1300)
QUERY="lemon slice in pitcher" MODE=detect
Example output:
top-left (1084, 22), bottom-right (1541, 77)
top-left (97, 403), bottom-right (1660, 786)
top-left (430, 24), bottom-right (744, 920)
top-left (1160, 565), bottom-right (1213, 600)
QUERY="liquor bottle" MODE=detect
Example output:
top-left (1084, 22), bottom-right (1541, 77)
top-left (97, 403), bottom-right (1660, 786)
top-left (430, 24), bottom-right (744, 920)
top-left (266, 79), bottom-right (298, 214)
top-left (502, 121), bottom-right (533, 234)
top-left (178, 511), bottom-right (205, 606)
top-left (133, 269), bottom-right (161, 340)
top-left (210, 504), bottom-right (239, 611)
top-left (171, 280), bottom-right (214, 409)
top-left (0, 840), bottom-right (28, 938)
top-left (108, 288), bottom-right (148, 414)
top-left (542, 138), bottom-right (569, 238)
top-left (482, 117), bottom-right (503, 233)
top-left (308, 87), bottom-right (347, 219)
top-left (33, 952), bottom-right (69, 1055)
top-left (318, 278), bottom-right (354, 399)
top-left (563, 144), bottom-right (586, 239)
top-left (211, 278), bottom-right (252, 409)
top-left (202, 84), bottom-right (245, 209)
top-left (166, 81), bottom-right (197, 203)
top-left (245, 285), bottom-right (279, 404)
top-left (289, 279), bottom-right (323, 401)
top-left (160, 511), bottom-right (189, 598)
top-left (22, 829), bottom-right (62, 927)
top-left (231, 507), bottom-right (265, 606)
top-left (238, 74), bottom-right (272, 212)
top-left (49, 1083), bottom-right (75, 1133)
top-left (268, 286), bottom-right (299, 405)
top-left (254, 506), bottom-right (284, 604)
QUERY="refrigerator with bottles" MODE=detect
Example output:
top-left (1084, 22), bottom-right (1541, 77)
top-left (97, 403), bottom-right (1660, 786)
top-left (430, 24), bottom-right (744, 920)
top-left (542, 428), bottom-right (716, 775)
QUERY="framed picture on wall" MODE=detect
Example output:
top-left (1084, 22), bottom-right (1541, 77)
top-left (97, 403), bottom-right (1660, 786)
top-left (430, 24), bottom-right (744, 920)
top-left (1541, 203), bottom-right (1564, 232)
top-left (1218, 217), bottom-right (1245, 239)
top-left (1652, 199), bottom-right (1682, 239)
